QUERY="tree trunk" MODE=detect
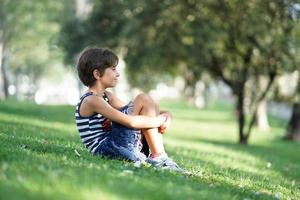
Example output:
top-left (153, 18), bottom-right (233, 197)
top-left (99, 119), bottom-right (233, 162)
top-left (285, 74), bottom-right (300, 141)
top-left (77, 78), bottom-right (83, 95)
top-left (285, 103), bottom-right (300, 141)
top-left (184, 84), bottom-right (194, 105)
top-left (0, 45), bottom-right (9, 99)
top-left (256, 100), bottom-right (270, 131)
top-left (182, 67), bottom-right (195, 104)
top-left (15, 73), bottom-right (21, 100)
top-left (237, 89), bottom-right (248, 144)
top-left (113, 53), bottom-right (131, 102)
top-left (244, 73), bottom-right (276, 142)
top-left (0, 4), bottom-right (4, 100)
top-left (194, 80), bottom-right (206, 108)
top-left (0, 41), bottom-right (6, 99)
top-left (256, 76), bottom-right (270, 130)
top-left (181, 67), bottom-right (204, 107)
top-left (0, 41), bottom-right (4, 99)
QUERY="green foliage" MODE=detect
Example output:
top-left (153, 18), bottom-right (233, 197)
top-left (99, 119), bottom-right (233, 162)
top-left (1, 0), bottom-right (73, 88)
top-left (122, 1), bottom-right (194, 89)
top-left (59, 0), bottom-right (299, 90)
top-left (59, 16), bottom-right (87, 65)
top-left (0, 100), bottom-right (299, 200)
top-left (59, 0), bottom-right (128, 65)
top-left (59, 0), bottom-right (191, 89)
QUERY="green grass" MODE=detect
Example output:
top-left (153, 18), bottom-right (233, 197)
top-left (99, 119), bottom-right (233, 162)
top-left (0, 100), bottom-right (299, 200)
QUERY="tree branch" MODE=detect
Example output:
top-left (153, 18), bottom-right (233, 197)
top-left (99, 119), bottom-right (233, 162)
top-left (245, 70), bottom-right (276, 139)
top-left (210, 53), bottom-right (233, 88)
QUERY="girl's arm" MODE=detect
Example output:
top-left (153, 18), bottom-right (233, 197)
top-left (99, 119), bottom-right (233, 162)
top-left (86, 95), bottom-right (166, 129)
top-left (104, 91), bottom-right (127, 110)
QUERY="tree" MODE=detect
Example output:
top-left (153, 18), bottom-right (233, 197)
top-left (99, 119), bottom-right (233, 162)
top-left (198, 0), bottom-right (296, 144)
top-left (125, 0), bottom-right (298, 144)
top-left (59, 0), bottom-right (299, 144)
top-left (59, 0), bottom-right (129, 65)
top-left (120, 0), bottom-right (212, 101)
top-left (0, 0), bottom-right (73, 99)
top-left (285, 77), bottom-right (300, 141)
top-left (284, 8), bottom-right (300, 141)
top-left (0, 0), bottom-right (15, 98)
top-left (123, 0), bottom-right (298, 144)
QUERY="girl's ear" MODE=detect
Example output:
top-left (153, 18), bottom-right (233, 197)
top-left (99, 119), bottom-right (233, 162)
top-left (93, 69), bottom-right (101, 80)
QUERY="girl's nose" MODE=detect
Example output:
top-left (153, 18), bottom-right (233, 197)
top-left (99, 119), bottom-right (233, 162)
top-left (116, 70), bottom-right (120, 77)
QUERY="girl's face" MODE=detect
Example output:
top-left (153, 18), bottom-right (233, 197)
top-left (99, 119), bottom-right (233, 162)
top-left (100, 66), bottom-right (120, 88)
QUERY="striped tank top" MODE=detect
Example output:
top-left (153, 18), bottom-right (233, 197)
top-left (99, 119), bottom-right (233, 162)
top-left (75, 92), bottom-right (111, 153)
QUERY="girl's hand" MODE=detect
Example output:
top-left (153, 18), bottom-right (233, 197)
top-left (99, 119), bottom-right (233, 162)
top-left (102, 118), bottom-right (112, 131)
top-left (158, 112), bottom-right (172, 134)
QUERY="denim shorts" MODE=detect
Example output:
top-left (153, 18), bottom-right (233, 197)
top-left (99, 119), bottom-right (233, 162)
top-left (95, 102), bottom-right (147, 162)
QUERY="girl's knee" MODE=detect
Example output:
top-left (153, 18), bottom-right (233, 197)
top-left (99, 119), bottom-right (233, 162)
top-left (133, 93), bottom-right (160, 115)
top-left (135, 93), bottom-right (155, 105)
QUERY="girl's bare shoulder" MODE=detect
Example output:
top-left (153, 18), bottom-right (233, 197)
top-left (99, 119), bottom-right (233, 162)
top-left (82, 94), bottom-right (108, 109)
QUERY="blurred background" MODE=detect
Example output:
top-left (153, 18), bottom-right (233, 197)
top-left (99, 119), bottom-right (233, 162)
top-left (0, 0), bottom-right (299, 144)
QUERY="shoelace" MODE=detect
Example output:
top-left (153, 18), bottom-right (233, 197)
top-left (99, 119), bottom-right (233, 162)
top-left (163, 158), bottom-right (178, 167)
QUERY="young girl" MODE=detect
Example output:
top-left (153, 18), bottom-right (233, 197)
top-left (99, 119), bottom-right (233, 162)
top-left (75, 47), bottom-right (182, 171)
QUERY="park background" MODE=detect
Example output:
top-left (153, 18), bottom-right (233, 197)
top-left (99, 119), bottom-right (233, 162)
top-left (0, 0), bottom-right (299, 199)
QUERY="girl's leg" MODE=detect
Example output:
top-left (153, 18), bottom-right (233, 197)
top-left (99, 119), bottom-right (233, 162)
top-left (131, 94), bottom-right (183, 172)
top-left (140, 134), bottom-right (150, 156)
top-left (132, 94), bottom-right (165, 156)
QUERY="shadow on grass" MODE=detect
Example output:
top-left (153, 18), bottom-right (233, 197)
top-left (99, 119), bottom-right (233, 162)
top-left (0, 101), bottom-right (74, 124)
top-left (0, 182), bottom-right (74, 200)
top-left (0, 100), bottom-right (296, 199)
top-left (0, 118), bottom-right (82, 163)
top-left (0, 115), bottom-right (276, 199)
top-left (171, 134), bottom-right (300, 182)
top-left (1, 134), bottom-right (277, 200)
top-left (168, 148), bottom-right (287, 195)
top-left (0, 119), bottom-right (78, 142)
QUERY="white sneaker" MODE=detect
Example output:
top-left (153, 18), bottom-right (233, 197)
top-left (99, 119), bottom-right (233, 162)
top-left (146, 153), bottom-right (184, 172)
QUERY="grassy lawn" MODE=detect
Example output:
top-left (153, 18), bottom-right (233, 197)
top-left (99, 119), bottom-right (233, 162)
top-left (0, 100), bottom-right (299, 200)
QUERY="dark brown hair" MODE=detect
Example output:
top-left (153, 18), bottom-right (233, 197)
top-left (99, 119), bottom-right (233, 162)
top-left (76, 47), bottom-right (118, 86)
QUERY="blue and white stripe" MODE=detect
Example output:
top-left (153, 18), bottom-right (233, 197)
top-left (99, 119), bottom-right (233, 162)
top-left (75, 92), bottom-right (110, 153)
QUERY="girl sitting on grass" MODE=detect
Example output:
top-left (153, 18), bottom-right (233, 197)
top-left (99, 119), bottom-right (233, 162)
top-left (75, 47), bottom-right (183, 171)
